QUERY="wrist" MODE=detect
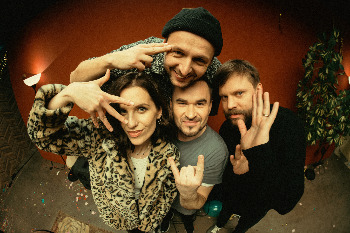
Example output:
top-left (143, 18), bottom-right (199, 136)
top-left (102, 52), bottom-right (117, 70)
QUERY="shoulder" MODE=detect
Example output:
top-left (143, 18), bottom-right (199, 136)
top-left (274, 106), bottom-right (304, 129)
top-left (202, 126), bottom-right (228, 154)
top-left (154, 139), bottom-right (179, 156)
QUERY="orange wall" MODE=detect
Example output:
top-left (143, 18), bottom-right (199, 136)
top-left (8, 0), bottom-right (350, 164)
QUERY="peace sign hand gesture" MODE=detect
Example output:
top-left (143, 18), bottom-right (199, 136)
top-left (109, 43), bottom-right (173, 71)
top-left (168, 155), bottom-right (204, 198)
top-left (59, 69), bottom-right (133, 132)
top-left (237, 87), bottom-right (279, 150)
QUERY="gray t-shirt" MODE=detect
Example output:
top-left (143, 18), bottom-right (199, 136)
top-left (173, 126), bottom-right (229, 215)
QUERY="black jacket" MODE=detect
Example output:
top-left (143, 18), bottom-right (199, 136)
top-left (218, 106), bottom-right (306, 216)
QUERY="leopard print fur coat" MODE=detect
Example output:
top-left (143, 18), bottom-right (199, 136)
top-left (27, 84), bottom-right (180, 232)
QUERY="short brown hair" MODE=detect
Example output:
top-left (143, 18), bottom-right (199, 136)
top-left (215, 59), bottom-right (260, 88)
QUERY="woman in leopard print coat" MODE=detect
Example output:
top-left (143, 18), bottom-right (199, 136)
top-left (27, 71), bottom-right (180, 232)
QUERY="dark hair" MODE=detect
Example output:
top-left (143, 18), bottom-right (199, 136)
top-left (172, 79), bottom-right (213, 101)
top-left (215, 59), bottom-right (260, 88)
top-left (105, 72), bottom-right (175, 158)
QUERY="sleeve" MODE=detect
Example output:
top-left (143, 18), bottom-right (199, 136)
top-left (91, 37), bottom-right (164, 91)
top-left (202, 136), bottom-right (229, 184)
top-left (242, 109), bottom-right (306, 213)
top-left (27, 84), bottom-right (104, 158)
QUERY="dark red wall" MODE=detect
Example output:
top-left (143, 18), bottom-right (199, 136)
top-left (8, 0), bottom-right (350, 164)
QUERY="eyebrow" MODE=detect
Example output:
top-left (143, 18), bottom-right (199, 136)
top-left (220, 88), bottom-right (246, 95)
top-left (172, 46), bottom-right (210, 62)
top-left (175, 98), bottom-right (208, 104)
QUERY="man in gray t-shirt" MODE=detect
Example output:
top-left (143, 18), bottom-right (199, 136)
top-left (166, 80), bottom-right (228, 232)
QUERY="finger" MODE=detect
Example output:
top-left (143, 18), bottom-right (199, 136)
top-left (235, 144), bottom-right (242, 160)
top-left (256, 87), bottom-right (263, 120)
top-left (97, 110), bottom-right (113, 132)
top-left (237, 119), bottom-right (247, 138)
top-left (144, 43), bottom-right (172, 55)
top-left (268, 102), bottom-right (279, 124)
top-left (168, 157), bottom-right (180, 180)
top-left (96, 69), bottom-right (111, 87)
top-left (263, 92), bottom-right (270, 116)
top-left (91, 114), bottom-right (99, 128)
top-left (195, 155), bottom-right (204, 180)
top-left (252, 92), bottom-right (257, 126)
top-left (133, 62), bottom-right (146, 71)
top-left (102, 103), bottom-right (128, 124)
top-left (230, 155), bottom-right (236, 167)
top-left (105, 93), bottom-right (134, 106)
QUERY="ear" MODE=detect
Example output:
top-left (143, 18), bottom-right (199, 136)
top-left (157, 108), bottom-right (163, 119)
top-left (255, 83), bottom-right (263, 93)
top-left (208, 99), bottom-right (213, 114)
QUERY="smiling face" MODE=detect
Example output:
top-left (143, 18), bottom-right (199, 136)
top-left (172, 81), bottom-right (212, 141)
top-left (164, 31), bottom-right (215, 88)
top-left (119, 86), bottom-right (162, 147)
top-left (219, 74), bottom-right (261, 126)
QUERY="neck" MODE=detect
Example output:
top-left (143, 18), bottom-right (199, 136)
top-left (131, 141), bottom-right (151, 159)
top-left (178, 125), bottom-right (207, 142)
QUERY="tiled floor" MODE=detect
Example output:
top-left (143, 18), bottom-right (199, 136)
top-left (1, 151), bottom-right (350, 233)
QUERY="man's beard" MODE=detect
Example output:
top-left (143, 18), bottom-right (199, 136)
top-left (224, 109), bottom-right (252, 127)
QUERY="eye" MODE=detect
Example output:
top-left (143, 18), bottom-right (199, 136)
top-left (236, 91), bottom-right (243, 96)
top-left (221, 96), bottom-right (228, 102)
top-left (172, 50), bottom-right (184, 57)
top-left (196, 102), bottom-right (206, 107)
top-left (120, 108), bottom-right (127, 116)
top-left (138, 107), bottom-right (147, 113)
top-left (194, 58), bottom-right (206, 66)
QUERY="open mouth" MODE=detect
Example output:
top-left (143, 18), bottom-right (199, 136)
top-left (127, 130), bottom-right (143, 138)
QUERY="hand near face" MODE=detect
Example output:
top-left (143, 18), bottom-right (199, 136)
top-left (64, 69), bottom-right (133, 131)
top-left (169, 155), bottom-right (204, 198)
top-left (237, 87), bottom-right (279, 150)
top-left (108, 43), bottom-right (172, 71)
top-left (230, 144), bottom-right (249, 175)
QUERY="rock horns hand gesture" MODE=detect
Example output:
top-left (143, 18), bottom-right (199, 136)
top-left (168, 155), bottom-right (204, 198)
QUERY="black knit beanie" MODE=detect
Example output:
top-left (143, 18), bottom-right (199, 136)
top-left (162, 7), bottom-right (223, 57)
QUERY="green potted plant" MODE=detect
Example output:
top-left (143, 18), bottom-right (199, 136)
top-left (296, 28), bottom-right (350, 178)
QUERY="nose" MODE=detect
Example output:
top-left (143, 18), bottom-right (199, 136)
top-left (227, 96), bottom-right (238, 110)
top-left (126, 113), bottom-right (137, 128)
top-left (185, 104), bottom-right (196, 119)
top-left (179, 58), bottom-right (192, 76)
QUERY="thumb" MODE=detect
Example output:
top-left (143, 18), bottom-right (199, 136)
top-left (96, 69), bottom-right (111, 87)
top-left (237, 119), bottom-right (247, 138)
top-left (235, 144), bottom-right (242, 160)
top-left (195, 155), bottom-right (204, 182)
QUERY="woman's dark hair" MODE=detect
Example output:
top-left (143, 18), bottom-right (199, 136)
top-left (105, 72), bottom-right (175, 158)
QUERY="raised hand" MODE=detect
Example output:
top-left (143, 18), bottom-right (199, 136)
top-left (237, 87), bottom-right (279, 150)
top-left (60, 69), bottom-right (133, 131)
top-left (109, 43), bottom-right (173, 71)
top-left (168, 155), bottom-right (204, 198)
top-left (230, 144), bottom-right (249, 175)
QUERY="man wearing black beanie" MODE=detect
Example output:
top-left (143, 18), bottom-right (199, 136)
top-left (70, 7), bottom-right (223, 116)
top-left (68, 7), bottom-right (225, 233)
